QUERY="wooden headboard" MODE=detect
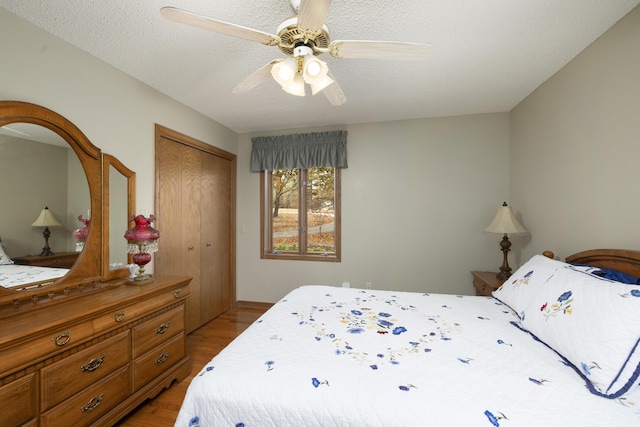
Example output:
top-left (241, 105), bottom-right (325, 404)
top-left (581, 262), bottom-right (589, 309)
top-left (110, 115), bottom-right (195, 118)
top-left (565, 249), bottom-right (640, 278)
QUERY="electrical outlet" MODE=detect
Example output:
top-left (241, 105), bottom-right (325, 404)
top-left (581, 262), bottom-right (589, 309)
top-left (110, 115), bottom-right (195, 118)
top-left (365, 282), bottom-right (372, 289)
top-left (341, 282), bottom-right (350, 288)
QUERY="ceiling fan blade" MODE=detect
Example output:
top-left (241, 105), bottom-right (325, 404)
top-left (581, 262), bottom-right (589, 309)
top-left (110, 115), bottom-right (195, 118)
top-left (322, 73), bottom-right (347, 106)
top-left (160, 7), bottom-right (281, 46)
top-left (328, 40), bottom-right (432, 60)
top-left (297, 0), bottom-right (331, 32)
top-left (231, 59), bottom-right (283, 94)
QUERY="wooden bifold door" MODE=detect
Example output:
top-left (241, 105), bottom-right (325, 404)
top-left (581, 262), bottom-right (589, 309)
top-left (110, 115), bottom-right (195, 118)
top-left (155, 125), bottom-right (236, 333)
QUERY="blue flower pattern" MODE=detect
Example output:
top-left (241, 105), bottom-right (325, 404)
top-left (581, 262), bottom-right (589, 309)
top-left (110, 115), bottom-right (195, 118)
top-left (510, 270), bottom-right (533, 288)
top-left (484, 410), bottom-right (508, 426)
top-left (178, 286), bottom-right (640, 425)
top-left (293, 292), bottom-right (462, 367)
top-left (621, 289), bottom-right (640, 298)
top-left (540, 290), bottom-right (573, 319)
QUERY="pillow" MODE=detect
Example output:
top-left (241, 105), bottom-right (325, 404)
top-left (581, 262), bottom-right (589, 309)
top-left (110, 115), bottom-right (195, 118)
top-left (492, 254), bottom-right (568, 318)
top-left (520, 266), bottom-right (640, 398)
top-left (0, 238), bottom-right (13, 265)
top-left (570, 264), bottom-right (640, 285)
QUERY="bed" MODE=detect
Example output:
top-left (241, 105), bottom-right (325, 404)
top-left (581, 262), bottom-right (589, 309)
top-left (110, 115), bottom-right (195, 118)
top-left (175, 249), bottom-right (640, 426)
top-left (0, 264), bottom-right (69, 289)
top-left (0, 239), bottom-right (68, 289)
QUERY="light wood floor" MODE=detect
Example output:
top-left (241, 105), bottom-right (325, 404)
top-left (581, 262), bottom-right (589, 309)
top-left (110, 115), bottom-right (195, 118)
top-left (116, 306), bottom-right (267, 427)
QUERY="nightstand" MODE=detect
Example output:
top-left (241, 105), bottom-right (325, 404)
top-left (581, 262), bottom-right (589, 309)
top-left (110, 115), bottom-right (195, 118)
top-left (12, 252), bottom-right (79, 269)
top-left (471, 271), bottom-right (506, 296)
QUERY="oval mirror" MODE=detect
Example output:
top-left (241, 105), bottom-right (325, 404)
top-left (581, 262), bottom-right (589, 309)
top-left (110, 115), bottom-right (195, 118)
top-left (0, 124), bottom-right (90, 290)
top-left (0, 101), bottom-right (102, 307)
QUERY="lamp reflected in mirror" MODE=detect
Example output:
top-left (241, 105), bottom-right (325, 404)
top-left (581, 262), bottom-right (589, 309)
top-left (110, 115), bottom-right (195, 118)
top-left (31, 207), bottom-right (61, 256)
top-left (72, 214), bottom-right (90, 252)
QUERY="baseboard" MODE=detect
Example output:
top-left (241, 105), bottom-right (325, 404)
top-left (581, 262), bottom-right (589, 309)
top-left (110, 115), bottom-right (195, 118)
top-left (235, 300), bottom-right (274, 310)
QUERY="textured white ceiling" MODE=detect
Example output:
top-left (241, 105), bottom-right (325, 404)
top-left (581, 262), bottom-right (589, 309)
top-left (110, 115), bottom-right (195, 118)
top-left (1, 0), bottom-right (638, 133)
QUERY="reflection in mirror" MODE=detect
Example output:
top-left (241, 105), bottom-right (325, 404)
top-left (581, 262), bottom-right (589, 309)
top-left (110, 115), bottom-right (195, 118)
top-left (0, 124), bottom-right (90, 289)
top-left (109, 166), bottom-right (128, 269)
top-left (102, 154), bottom-right (135, 281)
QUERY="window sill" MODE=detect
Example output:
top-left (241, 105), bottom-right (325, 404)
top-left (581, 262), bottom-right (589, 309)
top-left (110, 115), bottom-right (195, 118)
top-left (261, 252), bottom-right (341, 262)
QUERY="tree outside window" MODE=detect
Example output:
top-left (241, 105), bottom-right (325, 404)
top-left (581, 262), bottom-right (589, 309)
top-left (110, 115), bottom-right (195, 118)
top-left (261, 167), bottom-right (341, 261)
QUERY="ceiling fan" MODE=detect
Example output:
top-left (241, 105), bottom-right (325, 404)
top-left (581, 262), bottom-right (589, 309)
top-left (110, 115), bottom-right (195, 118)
top-left (160, 0), bottom-right (431, 105)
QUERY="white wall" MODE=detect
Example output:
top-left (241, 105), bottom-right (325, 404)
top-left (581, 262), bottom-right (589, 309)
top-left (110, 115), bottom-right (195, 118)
top-left (0, 135), bottom-right (70, 255)
top-left (0, 9), bottom-right (237, 272)
top-left (10, 3), bottom-right (634, 305)
top-left (237, 113), bottom-right (511, 302)
top-left (510, 5), bottom-right (640, 262)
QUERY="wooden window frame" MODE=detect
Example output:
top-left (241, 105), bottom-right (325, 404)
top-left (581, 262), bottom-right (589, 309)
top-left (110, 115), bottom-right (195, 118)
top-left (260, 168), bottom-right (341, 262)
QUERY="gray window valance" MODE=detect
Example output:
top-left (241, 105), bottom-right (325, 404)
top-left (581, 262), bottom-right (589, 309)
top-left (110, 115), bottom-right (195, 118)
top-left (250, 130), bottom-right (347, 172)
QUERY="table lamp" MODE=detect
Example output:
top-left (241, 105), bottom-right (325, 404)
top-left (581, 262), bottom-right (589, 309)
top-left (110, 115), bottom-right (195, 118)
top-left (485, 202), bottom-right (529, 280)
top-left (31, 206), bottom-right (62, 256)
top-left (124, 214), bottom-right (160, 283)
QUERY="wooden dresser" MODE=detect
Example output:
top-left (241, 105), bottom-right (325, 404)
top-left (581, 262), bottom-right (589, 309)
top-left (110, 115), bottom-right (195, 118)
top-left (0, 275), bottom-right (192, 427)
top-left (12, 252), bottom-right (80, 269)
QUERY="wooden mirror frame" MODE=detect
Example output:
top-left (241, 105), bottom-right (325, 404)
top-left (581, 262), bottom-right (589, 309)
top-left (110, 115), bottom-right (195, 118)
top-left (0, 101), bottom-right (102, 310)
top-left (102, 154), bottom-right (135, 280)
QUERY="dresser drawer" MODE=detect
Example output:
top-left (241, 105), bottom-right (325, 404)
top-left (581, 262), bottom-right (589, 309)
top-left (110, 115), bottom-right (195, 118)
top-left (0, 320), bottom-right (94, 376)
top-left (132, 332), bottom-right (185, 391)
top-left (40, 331), bottom-right (130, 410)
top-left (40, 364), bottom-right (130, 427)
top-left (93, 287), bottom-right (186, 334)
top-left (131, 305), bottom-right (184, 358)
top-left (0, 373), bottom-right (36, 427)
top-left (12, 252), bottom-right (79, 268)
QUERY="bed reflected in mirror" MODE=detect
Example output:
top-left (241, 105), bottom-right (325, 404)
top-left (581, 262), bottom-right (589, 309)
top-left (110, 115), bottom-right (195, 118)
top-left (0, 123), bottom-right (90, 290)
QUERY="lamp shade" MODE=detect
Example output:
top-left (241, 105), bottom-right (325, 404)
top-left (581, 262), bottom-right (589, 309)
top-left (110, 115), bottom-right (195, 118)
top-left (484, 202), bottom-right (528, 235)
top-left (281, 73), bottom-right (306, 97)
top-left (271, 57), bottom-right (297, 86)
top-left (31, 207), bottom-right (61, 227)
top-left (302, 55), bottom-right (333, 95)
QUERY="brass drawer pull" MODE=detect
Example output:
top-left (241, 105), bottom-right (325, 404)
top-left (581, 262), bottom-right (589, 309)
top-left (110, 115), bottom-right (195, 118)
top-left (81, 355), bottom-right (105, 372)
top-left (52, 331), bottom-right (71, 346)
top-left (113, 310), bottom-right (126, 322)
top-left (155, 352), bottom-right (169, 364)
top-left (173, 289), bottom-right (182, 298)
top-left (81, 394), bottom-right (103, 412)
top-left (155, 322), bottom-right (170, 334)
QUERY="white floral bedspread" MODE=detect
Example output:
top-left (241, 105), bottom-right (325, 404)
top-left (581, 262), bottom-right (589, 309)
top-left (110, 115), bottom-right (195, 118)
top-left (0, 264), bottom-right (68, 288)
top-left (175, 285), bottom-right (640, 427)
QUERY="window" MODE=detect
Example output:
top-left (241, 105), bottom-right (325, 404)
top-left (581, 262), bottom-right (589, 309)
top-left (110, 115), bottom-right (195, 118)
top-left (251, 130), bottom-right (346, 261)
top-left (261, 167), bottom-right (340, 261)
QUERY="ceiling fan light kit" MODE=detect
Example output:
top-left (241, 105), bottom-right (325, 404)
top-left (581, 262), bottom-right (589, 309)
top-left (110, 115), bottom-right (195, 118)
top-left (160, 0), bottom-right (431, 105)
top-left (270, 44), bottom-right (333, 96)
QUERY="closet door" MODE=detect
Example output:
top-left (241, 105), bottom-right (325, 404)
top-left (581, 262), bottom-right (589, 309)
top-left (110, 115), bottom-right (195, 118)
top-left (155, 125), bottom-right (236, 334)
top-left (181, 145), bottom-right (203, 332)
top-left (156, 137), bottom-right (202, 332)
top-left (200, 152), bottom-right (232, 323)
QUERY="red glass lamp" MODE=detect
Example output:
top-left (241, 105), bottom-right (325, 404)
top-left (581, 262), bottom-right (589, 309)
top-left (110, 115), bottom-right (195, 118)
top-left (124, 214), bottom-right (160, 283)
top-left (72, 214), bottom-right (90, 252)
